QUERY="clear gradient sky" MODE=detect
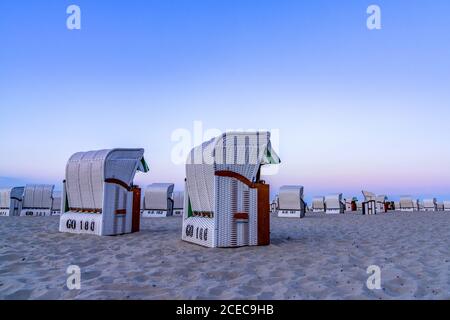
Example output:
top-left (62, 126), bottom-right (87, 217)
top-left (1, 0), bottom-right (450, 201)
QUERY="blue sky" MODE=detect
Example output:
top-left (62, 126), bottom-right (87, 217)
top-left (1, 0), bottom-right (450, 201)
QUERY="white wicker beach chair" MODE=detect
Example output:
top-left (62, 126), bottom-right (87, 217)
top-left (270, 196), bottom-right (278, 214)
top-left (344, 198), bottom-right (352, 212)
top-left (361, 191), bottom-right (376, 215)
top-left (362, 191), bottom-right (376, 202)
top-left (142, 183), bottom-right (175, 217)
top-left (182, 131), bottom-right (280, 248)
top-left (0, 189), bottom-right (10, 217)
top-left (423, 198), bottom-right (437, 212)
top-left (277, 186), bottom-right (306, 218)
top-left (173, 191), bottom-right (184, 216)
top-left (417, 200), bottom-right (424, 211)
top-left (325, 194), bottom-right (345, 214)
top-left (20, 184), bottom-right (55, 216)
top-left (444, 201), bottom-right (450, 212)
top-left (356, 201), bottom-right (363, 211)
top-left (399, 196), bottom-right (416, 212)
top-left (361, 191), bottom-right (387, 214)
top-left (0, 187), bottom-right (24, 217)
top-left (312, 196), bottom-right (325, 213)
top-left (348, 197), bottom-right (359, 212)
top-left (51, 191), bottom-right (62, 216)
top-left (59, 149), bottom-right (148, 236)
top-left (376, 195), bottom-right (388, 213)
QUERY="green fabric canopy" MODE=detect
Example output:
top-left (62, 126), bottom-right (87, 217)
top-left (138, 157), bottom-right (150, 173)
top-left (262, 143), bottom-right (281, 165)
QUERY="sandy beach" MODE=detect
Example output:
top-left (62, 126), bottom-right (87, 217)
top-left (0, 212), bottom-right (449, 300)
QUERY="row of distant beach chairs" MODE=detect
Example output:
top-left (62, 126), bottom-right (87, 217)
top-left (1, 132), bottom-right (449, 249)
top-left (271, 188), bottom-right (450, 217)
top-left (3, 185), bottom-right (447, 219)
top-left (3, 184), bottom-right (447, 219)
top-left (0, 184), bottom-right (185, 217)
top-left (0, 185), bottom-right (61, 217)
